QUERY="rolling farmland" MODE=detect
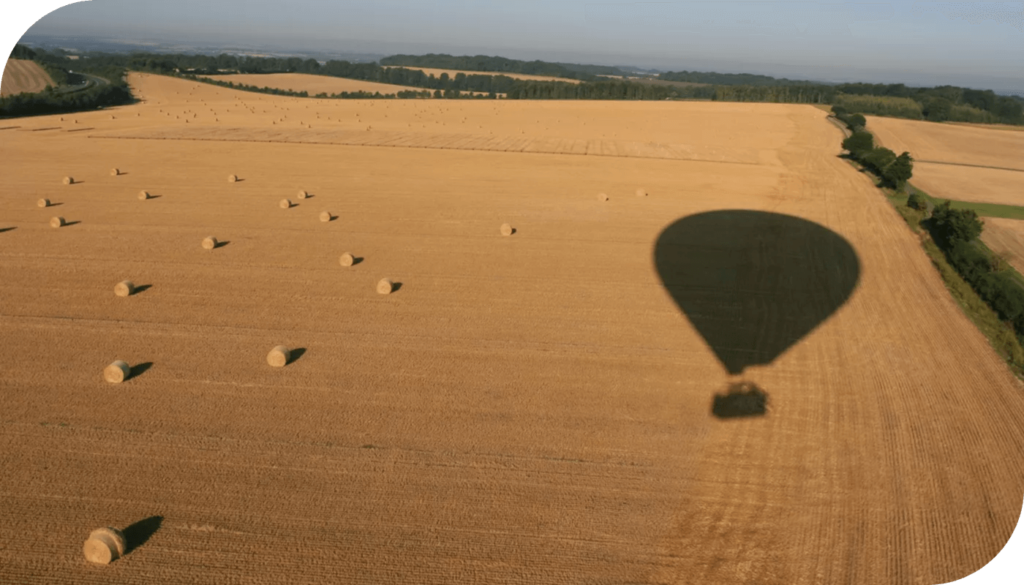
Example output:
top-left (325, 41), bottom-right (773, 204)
top-left (201, 73), bottom-right (427, 96)
top-left (1, 58), bottom-right (54, 96)
top-left (866, 115), bottom-right (1024, 205)
top-left (0, 72), bottom-right (1022, 584)
top-left (383, 66), bottom-right (583, 84)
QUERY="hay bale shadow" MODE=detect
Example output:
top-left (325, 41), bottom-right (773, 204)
top-left (351, 257), bottom-right (364, 266)
top-left (213, 240), bottom-right (230, 249)
top-left (48, 202), bottom-right (63, 207)
top-left (132, 284), bottom-right (152, 295)
top-left (390, 282), bottom-right (403, 293)
top-left (0, 227), bottom-right (15, 233)
top-left (712, 382), bottom-right (768, 419)
top-left (64, 221), bottom-right (81, 227)
top-left (289, 348), bottom-right (306, 364)
top-left (129, 362), bottom-right (153, 380)
top-left (123, 515), bottom-right (162, 554)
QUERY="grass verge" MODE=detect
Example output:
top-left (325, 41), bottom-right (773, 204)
top-left (878, 181), bottom-right (1024, 374)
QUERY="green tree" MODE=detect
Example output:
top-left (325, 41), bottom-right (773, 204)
top-left (907, 192), bottom-right (928, 211)
top-left (923, 97), bottom-right (953, 122)
top-left (883, 151), bottom-right (914, 190)
top-left (861, 147), bottom-right (897, 175)
top-left (846, 113), bottom-right (866, 130)
top-left (842, 131), bottom-right (873, 155)
top-left (932, 201), bottom-right (983, 244)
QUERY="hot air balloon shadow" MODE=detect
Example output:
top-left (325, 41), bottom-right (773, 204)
top-left (654, 210), bottom-right (861, 419)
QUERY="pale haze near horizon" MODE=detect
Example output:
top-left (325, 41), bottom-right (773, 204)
top-left (7, 1), bottom-right (1024, 93)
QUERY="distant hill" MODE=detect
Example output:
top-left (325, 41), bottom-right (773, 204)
top-left (658, 70), bottom-right (825, 86)
top-left (379, 54), bottom-right (631, 81)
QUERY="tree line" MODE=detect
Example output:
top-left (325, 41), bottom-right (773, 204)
top-left (658, 70), bottom-right (823, 86)
top-left (834, 82), bottom-right (1022, 125)
top-left (1, 45), bottom-right (133, 118)
top-left (832, 106), bottom-right (1024, 357)
top-left (929, 203), bottom-right (1024, 345)
top-left (379, 53), bottom-right (622, 81)
top-left (191, 75), bottom-right (482, 100)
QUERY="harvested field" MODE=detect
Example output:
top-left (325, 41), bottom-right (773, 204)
top-left (384, 65), bottom-right (582, 84)
top-left (981, 217), bottom-right (1024, 274)
top-left (866, 115), bottom-right (1024, 205)
top-left (0, 58), bottom-right (54, 96)
top-left (1, 72), bottom-right (1023, 584)
top-left (202, 73), bottom-right (427, 96)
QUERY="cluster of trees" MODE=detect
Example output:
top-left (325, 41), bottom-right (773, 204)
top-left (832, 105), bottom-right (866, 131)
top-left (0, 81), bottom-right (132, 118)
top-left (833, 95), bottom-right (924, 120)
top-left (835, 83), bottom-right (1022, 124)
top-left (658, 70), bottom-right (822, 86)
top-left (379, 54), bottom-right (620, 80)
top-left (709, 84), bottom-right (835, 103)
top-left (929, 203), bottom-right (1024, 338)
top-left (504, 80), bottom-right (837, 103)
top-left (841, 129), bottom-right (914, 189)
top-left (1, 45), bottom-right (133, 118)
top-left (193, 76), bottom-right (481, 100)
top-left (132, 53), bottom-right (530, 96)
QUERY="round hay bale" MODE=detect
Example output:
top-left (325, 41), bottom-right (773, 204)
top-left (267, 345), bottom-right (291, 367)
top-left (37, 198), bottom-right (50, 208)
top-left (319, 211), bottom-right (331, 223)
top-left (339, 253), bottom-right (355, 267)
top-left (83, 527), bottom-right (126, 565)
top-left (202, 236), bottom-right (218, 250)
top-left (114, 280), bottom-right (134, 297)
top-left (103, 361), bottom-right (130, 384)
top-left (63, 176), bottom-right (73, 185)
top-left (597, 192), bottom-right (608, 202)
top-left (138, 190), bottom-right (150, 200)
top-left (279, 199), bottom-right (292, 209)
top-left (297, 190), bottom-right (308, 199)
top-left (500, 223), bottom-right (513, 236)
top-left (228, 174), bottom-right (238, 183)
top-left (50, 217), bottom-right (65, 228)
top-left (110, 168), bottom-right (119, 176)
top-left (635, 188), bottom-right (647, 197)
top-left (377, 278), bottom-right (394, 295)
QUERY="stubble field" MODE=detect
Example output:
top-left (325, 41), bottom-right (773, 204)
top-left (980, 217), bottom-right (1024, 275)
top-left (866, 115), bottom-right (1024, 205)
top-left (201, 72), bottom-right (427, 96)
top-left (1, 73), bottom-right (1023, 584)
top-left (383, 66), bottom-right (582, 84)
top-left (0, 58), bottom-right (54, 96)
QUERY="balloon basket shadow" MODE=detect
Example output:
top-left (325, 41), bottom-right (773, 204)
top-left (711, 381), bottom-right (769, 419)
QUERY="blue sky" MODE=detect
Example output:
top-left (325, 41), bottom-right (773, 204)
top-left (5, 1), bottom-right (1023, 92)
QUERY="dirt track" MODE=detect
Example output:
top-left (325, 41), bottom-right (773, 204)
top-left (1, 73), bottom-right (1023, 584)
top-left (1, 58), bottom-right (54, 96)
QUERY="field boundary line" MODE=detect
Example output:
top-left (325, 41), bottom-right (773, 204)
top-left (88, 132), bottom-right (767, 166)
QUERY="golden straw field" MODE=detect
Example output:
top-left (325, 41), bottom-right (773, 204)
top-left (383, 66), bottom-right (583, 84)
top-left (1, 72), bottom-right (1022, 584)
top-left (866, 115), bottom-right (1024, 205)
top-left (1, 58), bottom-right (54, 96)
top-left (202, 72), bottom-right (426, 96)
